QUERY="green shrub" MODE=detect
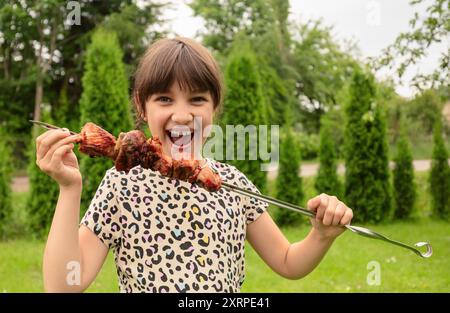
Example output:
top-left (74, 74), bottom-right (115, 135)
top-left (297, 132), bottom-right (319, 160)
top-left (221, 42), bottom-right (268, 193)
top-left (0, 131), bottom-right (13, 238)
top-left (392, 117), bottom-right (416, 219)
top-left (275, 127), bottom-right (304, 226)
top-left (79, 29), bottom-right (132, 214)
top-left (315, 115), bottom-right (342, 198)
top-left (343, 69), bottom-right (392, 223)
top-left (429, 118), bottom-right (450, 219)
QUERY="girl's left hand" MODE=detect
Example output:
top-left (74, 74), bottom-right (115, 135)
top-left (307, 193), bottom-right (354, 240)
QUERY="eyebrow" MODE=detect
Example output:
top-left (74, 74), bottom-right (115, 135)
top-left (154, 89), bottom-right (209, 95)
top-left (190, 89), bottom-right (209, 94)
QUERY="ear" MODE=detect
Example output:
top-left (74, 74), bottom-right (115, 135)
top-left (134, 91), bottom-right (147, 122)
top-left (140, 111), bottom-right (147, 122)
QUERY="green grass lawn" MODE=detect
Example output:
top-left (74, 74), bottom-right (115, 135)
top-left (242, 219), bottom-right (450, 292)
top-left (0, 220), bottom-right (448, 293)
top-left (1, 171), bottom-right (448, 292)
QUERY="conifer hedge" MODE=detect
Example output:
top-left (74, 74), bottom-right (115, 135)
top-left (315, 115), bottom-right (342, 198)
top-left (0, 130), bottom-right (13, 238)
top-left (343, 69), bottom-right (392, 223)
top-left (221, 44), bottom-right (268, 192)
top-left (392, 116), bottom-right (416, 219)
top-left (275, 127), bottom-right (304, 226)
top-left (429, 117), bottom-right (450, 219)
top-left (79, 29), bottom-right (132, 214)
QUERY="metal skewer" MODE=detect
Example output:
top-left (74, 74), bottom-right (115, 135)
top-left (30, 120), bottom-right (79, 136)
top-left (29, 120), bottom-right (433, 258)
top-left (221, 182), bottom-right (433, 258)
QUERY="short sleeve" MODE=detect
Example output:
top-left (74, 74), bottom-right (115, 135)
top-left (232, 168), bottom-right (269, 225)
top-left (80, 168), bottom-right (121, 249)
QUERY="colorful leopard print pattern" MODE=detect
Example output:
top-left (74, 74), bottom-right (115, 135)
top-left (80, 158), bottom-right (268, 293)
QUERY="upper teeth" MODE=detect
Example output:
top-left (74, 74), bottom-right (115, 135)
top-left (170, 130), bottom-right (191, 137)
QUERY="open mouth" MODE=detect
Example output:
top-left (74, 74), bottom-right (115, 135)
top-left (166, 129), bottom-right (194, 148)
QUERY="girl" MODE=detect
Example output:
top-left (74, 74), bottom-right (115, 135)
top-left (36, 37), bottom-right (353, 293)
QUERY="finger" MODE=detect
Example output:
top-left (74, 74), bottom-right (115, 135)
top-left (37, 129), bottom-right (71, 161)
top-left (36, 129), bottom-right (58, 161)
top-left (50, 144), bottom-right (74, 170)
top-left (307, 195), bottom-right (322, 211)
top-left (315, 194), bottom-right (329, 221)
top-left (41, 134), bottom-right (79, 164)
top-left (36, 128), bottom-right (58, 145)
top-left (322, 196), bottom-right (338, 226)
top-left (340, 208), bottom-right (354, 225)
top-left (332, 202), bottom-right (346, 226)
top-left (36, 133), bottom-right (48, 145)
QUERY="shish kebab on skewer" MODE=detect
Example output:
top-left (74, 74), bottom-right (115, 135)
top-left (74, 122), bottom-right (221, 192)
top-left (30, 120), bottom-right (433, 258)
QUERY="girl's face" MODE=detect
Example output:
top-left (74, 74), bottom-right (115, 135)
top-left (144, 82), bottom-right (215, 160)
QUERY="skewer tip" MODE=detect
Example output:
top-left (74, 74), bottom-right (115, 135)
top-left (414, 242), bottom-right (433, 258)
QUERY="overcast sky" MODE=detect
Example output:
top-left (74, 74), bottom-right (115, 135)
top-left (160, 0), bottom-right (447, 98)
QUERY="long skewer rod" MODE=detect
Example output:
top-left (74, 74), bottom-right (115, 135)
top-left (30, 120), bottom-right (433, 258)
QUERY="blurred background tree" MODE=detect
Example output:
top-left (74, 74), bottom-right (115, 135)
top-left (0, 0), bottom-right (449, 241)
top-left (221, 42), bottom-right (268, 193)
top-left (0, 128), bottom-right (13, 238)
top-left (78, 29), bottom-right (133, 214)
top-left (344, 68), bottom-right (392, 223)
top-left (292, 19), bottom-right (360, 132)
top-left (0, 0), bottom-right (166, 169)
top-left (314, 112), bottom-right (342, 198)
top-left (429, 116), bottom-right (450, 219)
top-left (393, 114), bottom-right (417, 219)
top-left (372, 0), bottom-right (449, 90)
top-left (275, 125), bottom-right (304, 226)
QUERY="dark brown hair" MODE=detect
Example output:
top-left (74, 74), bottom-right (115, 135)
top-left (133, 37), bottom-right (224, 124)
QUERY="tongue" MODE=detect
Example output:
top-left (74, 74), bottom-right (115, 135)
top-left (171, 133), bottom-right (191, 146)
top-left (175, 139), bottom-right (184, 147)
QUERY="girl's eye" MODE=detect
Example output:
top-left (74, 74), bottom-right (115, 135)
top-left (156, 96), bottom-right (172, 103)
top-left (192, 97), bottom-right (207, 104)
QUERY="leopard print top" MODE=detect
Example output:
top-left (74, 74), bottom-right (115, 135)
top-left (80, 158), bottom-right (268, 293)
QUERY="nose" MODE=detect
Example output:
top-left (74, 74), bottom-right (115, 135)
top-left (171, 103), bottom-right (194, 125)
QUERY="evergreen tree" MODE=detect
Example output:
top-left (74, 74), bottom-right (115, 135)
top-left (257, 58), bottom-right (295, 126)
top-left (344, 69), bottom-right (392, 223)
top-left (190, 1), bottom-right (298, 127)
top-left (275, 126), bottom-right (304, 226)
top-left (79, 29), bottom-right (132, 213)
top-left (0, 129), bottom-right (13, 238)
top-left (315, 114), bottom-right (342, 198)
top-left (429, 117), bottom-right (450, 219)
top-left (392, 115), bottom-right (416, 219)
top-left (221, 43), bottom-right (268, 192)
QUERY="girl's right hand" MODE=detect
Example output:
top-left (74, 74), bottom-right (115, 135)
top-left (36, 129), bottom-right (82, 188)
